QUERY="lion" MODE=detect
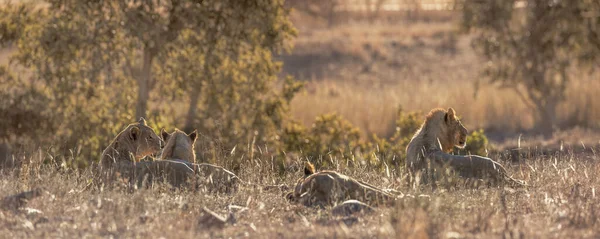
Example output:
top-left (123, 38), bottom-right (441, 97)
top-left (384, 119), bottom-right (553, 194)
top-left (100, 117), bottom-right (163, 168)
top-left (135, 128), bottom-right (239, 192)
top-left (160, 128), bottom-right (197, 163)
top-left (286, 162), bottom-right (396, 208)
top-left (96, 118), bottom-right (163, 187)
top-left (405, 108), bottom-right (525, 187)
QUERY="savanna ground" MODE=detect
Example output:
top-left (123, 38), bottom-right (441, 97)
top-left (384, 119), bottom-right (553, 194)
top-left (2, 4), bottom-right (600, 239)
top-left (2, 148), bottom-right (600, 238)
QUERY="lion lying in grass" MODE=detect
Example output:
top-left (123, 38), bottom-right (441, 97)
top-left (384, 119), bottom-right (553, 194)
top-left (97, 118), bottom-right (163, 186)
top-left (286, 162), bottom-right (396, 207)
top-left (135, 129), bottom-right (239, 192)
top-left (406, 108), bottom-right (526, 187)
top-left (100, 117), bottom-right (163, 168)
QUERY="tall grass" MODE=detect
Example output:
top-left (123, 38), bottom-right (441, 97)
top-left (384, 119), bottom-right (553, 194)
top-left (290, 75), bottom-right (600, 138)
top-left (0, 147), bottom-right (598, 238)
top-left (285, 21), bottom-right (600, 140)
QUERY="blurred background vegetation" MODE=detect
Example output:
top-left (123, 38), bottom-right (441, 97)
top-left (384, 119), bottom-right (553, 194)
top-left (0, 0), bottom-right (598, 173)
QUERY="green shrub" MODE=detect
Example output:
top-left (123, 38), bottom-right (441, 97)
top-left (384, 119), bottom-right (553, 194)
top-left (454, 129), bottom-right (489, 156)
top-left (0, 2), bottom-right (297, 171)
top-left (281, 106), bottom-right (426, 171)
top-left (307, 113), bottom-right (365, 168)
top-left (392, 107), bottom-right (423, 148)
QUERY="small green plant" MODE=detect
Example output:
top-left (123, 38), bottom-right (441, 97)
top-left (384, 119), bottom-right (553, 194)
top-left (281, 113), bottom-right (366, 168)
top-left (393, 107), bottom-right (423, 148)
top-left (454, 129), bottom-right (489, 156)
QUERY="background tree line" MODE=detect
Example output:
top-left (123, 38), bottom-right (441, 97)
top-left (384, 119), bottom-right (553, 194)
top-left (0, 0), bottom-right (598, 172)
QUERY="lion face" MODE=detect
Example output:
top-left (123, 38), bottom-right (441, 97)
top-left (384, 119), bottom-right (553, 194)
top-left (445, 108), bottom-right (468, 149)
top-left (131, 118), bottom-right (163, 159)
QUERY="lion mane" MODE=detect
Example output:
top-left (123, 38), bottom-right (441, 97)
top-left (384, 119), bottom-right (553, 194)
top-left (405, 108), bottom-right (525, 187)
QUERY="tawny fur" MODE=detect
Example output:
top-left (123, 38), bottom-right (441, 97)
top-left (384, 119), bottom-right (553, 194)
top-left (136, 128), bottom-right (239, 192)
top-left (405, 108), bottom-right (525, 187)
top-left (100, 118), bottom-right (162, 168)
top-left (160, 128), bottom-right (196, 163)
top-left (97, 118), bottom-right (163, 186)
top-left (286, 162), bottom-right (396, 207)
top-left (405, 108), bottom-right (467, 176)
top-left (135, 160), bottom-right (240, 193)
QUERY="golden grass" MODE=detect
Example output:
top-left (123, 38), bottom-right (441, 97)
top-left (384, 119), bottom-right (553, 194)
top-left (291, 75), bottom-right (600, 138)
top-left (0, 7), bottom-right (598, 238)
top-left (293, 21), bottom-right (458, 45)
top-left (1, 148), bottom-right (599, 238)
top-left (286, 21), bottom-right (600, 143)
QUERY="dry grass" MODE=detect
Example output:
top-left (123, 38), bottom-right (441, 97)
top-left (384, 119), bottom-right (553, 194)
top-left (284, 20), bottom-right (600, 143)
top-left (1, 148), bottom-right (599, 238)
top-left (1, 5), bottom-right (599, 238)
top-left (290, 75), bottom-right (600, 140)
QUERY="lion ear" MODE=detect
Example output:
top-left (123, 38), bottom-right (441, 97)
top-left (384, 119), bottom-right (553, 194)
top-left (188, 130), bottom-right (198, 142)
top-left (445, 108), bottom-right (456, 123)
top-left (160, 128), bottom-right (170, 141)
top-left (304, 162), bottom-right (315, 177)
top-left (130, 126), bottom-right (140, 141)
top-left (138, 117), bottom-right (147, 126)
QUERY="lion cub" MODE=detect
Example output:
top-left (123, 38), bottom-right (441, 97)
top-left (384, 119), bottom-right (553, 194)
top-left (286, 162), bottom-right (396, 208)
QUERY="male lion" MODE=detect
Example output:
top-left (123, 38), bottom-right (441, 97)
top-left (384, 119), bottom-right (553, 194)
top-left (135, 128), bottom-right (239, 192)
top-left (406, 108), bottom-right (525, 187)
top-left (98, 118), bottom-right (163, 186)
top-left (286, 162), bottom-right (396, 208)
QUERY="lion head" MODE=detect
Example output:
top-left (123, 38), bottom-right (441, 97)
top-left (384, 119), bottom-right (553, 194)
top-left (444, 108), bottom-right (468, 149)
top-left (406, 108), bottom-right (468, 182)
top-left (100, 117), bottom-right (163, 167)
top-left (160, 128), bottom-right (197, 162)
top-left (129, 118), bottom-right (163, 159)
top-left (416, 107), bottom-right (468, 153)
top-left (286, 162), bottom-right (315, 203)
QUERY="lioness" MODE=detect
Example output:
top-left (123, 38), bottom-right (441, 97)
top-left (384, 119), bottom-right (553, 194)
top-left (406, 108), bottom-right (525, 187)
top-left (97, 118), bottom-right (163, 186)
top-left (286, 162), bottom-right (396, 208)
top-left (135, 128), bottom-right (239, 192)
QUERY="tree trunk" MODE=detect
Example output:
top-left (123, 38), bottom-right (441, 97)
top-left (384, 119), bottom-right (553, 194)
top-left (136, 48), bottom-right (154, 120)
top-left (536, 100), bottom-right (557, 139)
top-left (184, 45), bottom-right (216, 132)
top-left (184, 89), bottom-right (201, 132)
top-left (327, 2), bottom-right (336, 28)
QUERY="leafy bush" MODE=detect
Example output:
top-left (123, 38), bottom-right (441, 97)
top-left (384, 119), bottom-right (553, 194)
top-left (369, 107), bottom-right (423, 168)
top-left (282, 113), bottom-right (366, 168)
top-left (393, 107), bottom-right (423, 147)
top-left (454, 129), bottom-right (489, 156)
top-left (280, 106), bottom-right (426, 171)
top-left (0, 3), bottom-right (492, 175)
top-left (0, 1), bottom-right (297, 170)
